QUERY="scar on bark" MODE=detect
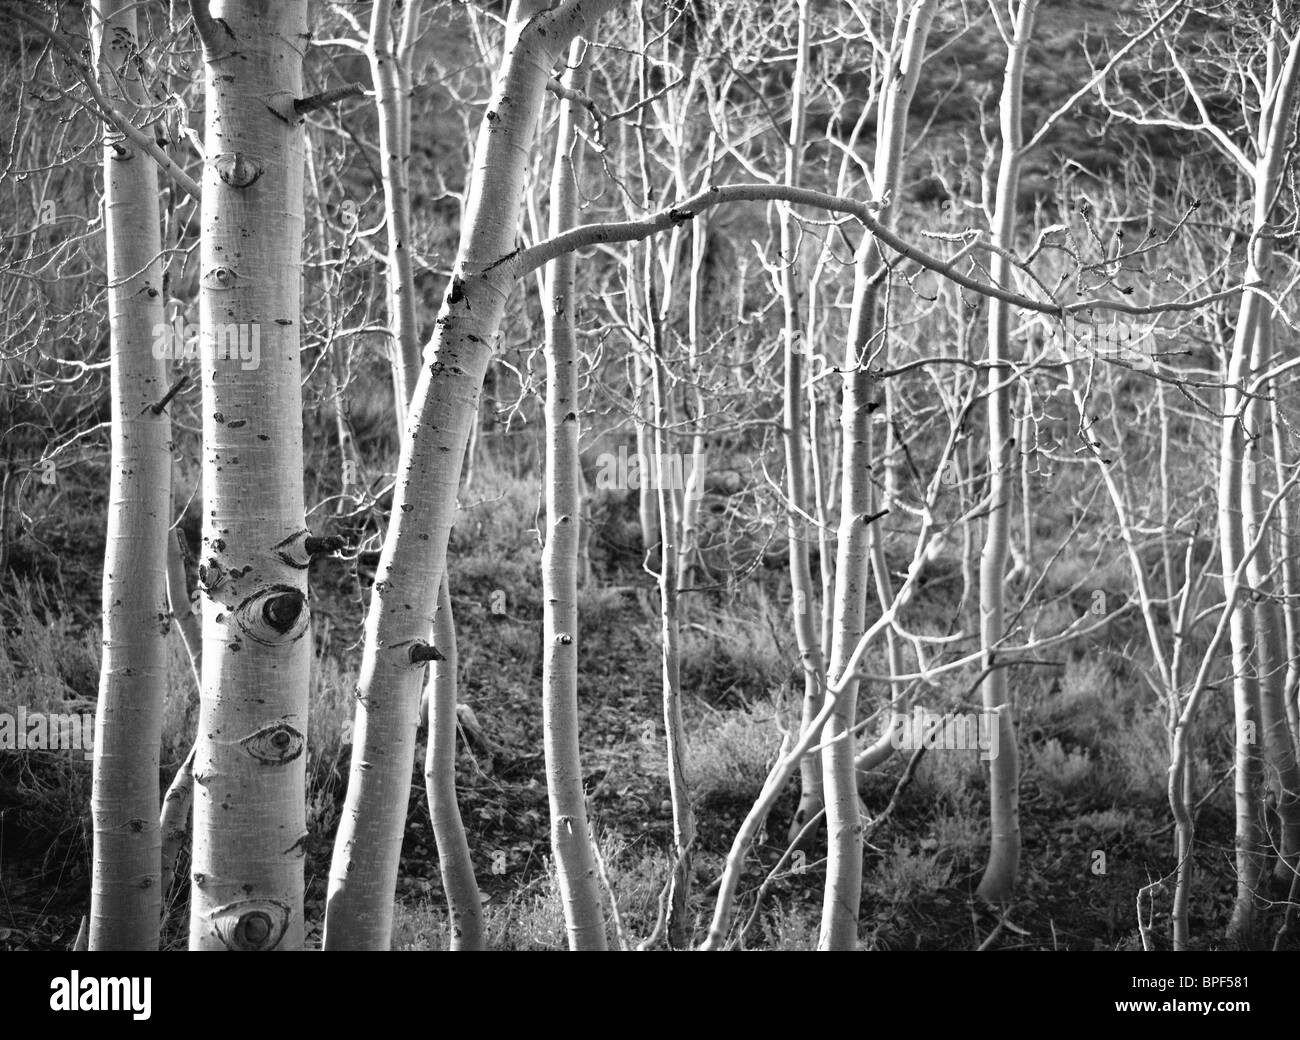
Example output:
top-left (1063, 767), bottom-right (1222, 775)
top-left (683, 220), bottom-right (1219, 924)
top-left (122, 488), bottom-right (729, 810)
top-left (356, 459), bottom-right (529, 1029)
top-left (273, 529), bottom-right (348, 568)
top-left (293, 83), bottom-right (365, 116)
top-left (408, 641), bottom-right (445, 664)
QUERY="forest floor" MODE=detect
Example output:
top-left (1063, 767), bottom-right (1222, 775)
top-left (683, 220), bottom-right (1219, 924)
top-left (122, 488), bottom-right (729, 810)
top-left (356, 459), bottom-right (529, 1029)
top-left (0, 458), bottom-right (1291, 951)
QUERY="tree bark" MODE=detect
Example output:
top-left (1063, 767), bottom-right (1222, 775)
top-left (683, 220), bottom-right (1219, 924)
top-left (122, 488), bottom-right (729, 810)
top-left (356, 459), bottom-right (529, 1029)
top-left (88, 0), bottom-right (172, 950)
top-left (1221, 30), bottom-right (1300, 936)
top-left (646, 254), bottom-right (695, 949)
top-left (975, 0), bottom-right (1037, 904)
top-left (188, 0), bottom-right (312, 951)
top-left (818, 0), bottom-right (937, 949)
top-left (780, 0), bottom-right (828, 847)
top-left (324, 0), bottom-right (617, 951)
top-left (816, 242), bottom-right (877, 951)
top-left (541, 40), bottom-right (607, 950)
top-left (369, 0), bottom-right (423, 429)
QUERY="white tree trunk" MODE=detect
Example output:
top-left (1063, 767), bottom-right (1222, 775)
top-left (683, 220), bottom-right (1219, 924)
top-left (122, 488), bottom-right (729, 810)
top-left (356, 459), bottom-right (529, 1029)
top-left (1245, 312), bottom-right (1300, 883)
top-left (89, 0), bottom-right (172, 950)
top-left (541, 41), bottom-right (607, 950)
top-left (369, 0), bottom-right (423, 428)
top-left (1220, 31), bottom-right (1300, 936)
top-left (780, 0), bottom-right (828, 846)
top-left (975, 0), bottom-right (1037, 904)
top-left (818, 0), bottom-right (937, 949)
top-left (188, 0), bottom-right (312, 951)
top-left (645, 258), bottom-right (695, 949)
top-left (324, 0), bottom-right (617, 950)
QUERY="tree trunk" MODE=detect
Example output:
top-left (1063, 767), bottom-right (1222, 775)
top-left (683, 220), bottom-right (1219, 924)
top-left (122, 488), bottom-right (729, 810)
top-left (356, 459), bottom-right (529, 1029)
top-left (1220, 28), bottom-right (1300, 940)
top-left (324, 0), bottom-right (617, 951)
top-left (818, 0), bottom-right (937, 949)
top-left (1245, 312), bottom-right (1300, 884)
top-left (88, 0), bottom-right (171, 950)
top-left (369, 0), bottom-right (423, 429)
top-left (541, 41), bottom-right (607, 950)
top-left (975, 0), bottom-right (1037, 904)
top-left (188, 0), bottom-right (312, 952)
top-left (369, 0), bottom-right (486, 947)
top-left (780, 0), bottom-right (828, 848)
top-left (817, 250), bottom-right (877, 952)
top-left (1271, 384), bottom-right (1300, 748)
top-left (647, 291), bottom-right (695, 949)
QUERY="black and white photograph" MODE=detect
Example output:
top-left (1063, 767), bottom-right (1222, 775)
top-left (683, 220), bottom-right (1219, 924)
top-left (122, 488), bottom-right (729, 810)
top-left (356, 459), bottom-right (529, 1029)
top-left (0, 0), bottom-right (1296, 1000)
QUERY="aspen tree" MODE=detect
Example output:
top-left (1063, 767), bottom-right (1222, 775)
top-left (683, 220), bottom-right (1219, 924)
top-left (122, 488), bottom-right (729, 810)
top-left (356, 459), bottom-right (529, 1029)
top-left (540, 40), bottom-right (607, 950)
top-left (325, 0), bottom-right (618, 951)
top-left (88, 0), bottom-right (171, 950)
top-left (365, 0), bottom-right (485, 948)
top-left (646, 259), bottom-right (695, 949)
top-left (974, 0), bottom-right (1038, 903)
top-left (188, 0), bottom-right (313, 951)
top-left (779, 0), bottom-right (828, 845)
top-left (959, 0), bottom-right (1185, 905)
top-left (819, 0), bottom-right (937, 950)
top-left (1093, 1), bottom-right (1300, 939)
top-left (1092, 4), bottom-right (1300, 936)
top-left (634, 2), bottom-right (694, 949)
top-left (1219, 24), bottom-right (1300, 935)
top-left (1246, 314), bottom-right (1300, 889)
top-left (369, 0), bottom-right (423, 430)
top-left (354, 162), bottom-right (1212, 957)
top-left (1270, 384), bottom-right (1300, 748)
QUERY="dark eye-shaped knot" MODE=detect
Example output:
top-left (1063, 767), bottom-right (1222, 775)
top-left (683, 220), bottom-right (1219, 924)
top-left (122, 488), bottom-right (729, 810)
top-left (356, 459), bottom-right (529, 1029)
top-left (208, 898), bottom-right (291, 951)
top-left (213, 152), bottom-right (263, 188)
top-left (234, 584), bottom-right (309, 644)
top-left (263, 590), bottom-right (304, 632)
top-left (200, 266), bottom-right (239, 291)
top-left (240, 722), bottom-right (305, 765)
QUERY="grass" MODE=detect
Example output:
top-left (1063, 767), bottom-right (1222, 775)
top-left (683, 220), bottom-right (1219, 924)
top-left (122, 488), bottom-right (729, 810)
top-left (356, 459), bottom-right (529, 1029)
top-left (0, 447), bottom-right (1269, 952)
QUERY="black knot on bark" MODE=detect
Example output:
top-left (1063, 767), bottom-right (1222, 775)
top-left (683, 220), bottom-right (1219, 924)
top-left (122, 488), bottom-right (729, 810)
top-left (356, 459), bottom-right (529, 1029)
top-left (214, 152), bottom-right (263, 188)
top-left (239, 913), bottom-right (271, 946)
top-left (304, 534), bottom-right (346, 557)
top-left (210, 898), bottom-right (290, 951)
top-left (408, 642), bottom-right (445, 664)
top-left (240, 722), bottom-right (305, 765)
top-left (263, 590), bottom-right (305, 633)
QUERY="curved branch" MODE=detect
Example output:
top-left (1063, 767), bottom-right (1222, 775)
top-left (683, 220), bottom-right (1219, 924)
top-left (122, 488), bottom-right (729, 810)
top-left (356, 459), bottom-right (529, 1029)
top-left (514, 183), bottom-right (1257, 319)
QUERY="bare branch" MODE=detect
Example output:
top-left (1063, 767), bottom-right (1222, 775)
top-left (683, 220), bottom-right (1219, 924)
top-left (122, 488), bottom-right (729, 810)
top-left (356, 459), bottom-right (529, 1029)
top-left (1020, 0), bottom-right (1189, 158)
top-left (513, 182), bottom-right (1258, 319)
top-left (10, 6), bottom-right (202, 203)
top-left (294, 82), bottom-right (366, 116)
